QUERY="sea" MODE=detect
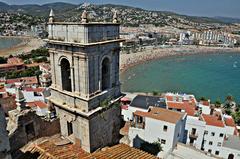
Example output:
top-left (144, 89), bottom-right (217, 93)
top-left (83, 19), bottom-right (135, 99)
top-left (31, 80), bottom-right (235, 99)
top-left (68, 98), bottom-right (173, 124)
top-left (120, 52), bottom-right (240, 103)
top-left (0, 37), bottom-right (22, 50)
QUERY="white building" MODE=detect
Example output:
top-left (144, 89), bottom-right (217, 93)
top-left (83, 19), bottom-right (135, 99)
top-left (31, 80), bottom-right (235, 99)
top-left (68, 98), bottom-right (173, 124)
top-left (121, 95), bottom-right (166, 121)
top-left (165, 92), bottom-right (239, 158)
top-left (221, 135), bottom-right (240, 159)
top-left (6, 86), bottom-right (50, 103)
top-left (26, 101), bottom-right (49, 117)
top-left (127, 107), bottom-right (186, 158)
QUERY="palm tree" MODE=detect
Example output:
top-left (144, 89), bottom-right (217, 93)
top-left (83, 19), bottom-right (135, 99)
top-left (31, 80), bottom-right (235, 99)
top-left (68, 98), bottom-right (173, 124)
top-left (215, 99), bottom-right (222, 108)
top-left (224, 95), bottom-right (235, 109)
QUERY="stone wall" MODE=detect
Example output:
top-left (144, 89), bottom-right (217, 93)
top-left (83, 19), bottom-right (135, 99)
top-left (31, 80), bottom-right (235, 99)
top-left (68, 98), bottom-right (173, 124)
top-left (48, 23), bottom-right (119, 44)
top-left (89, 105), bottom-right (122, 152)
top-left (7, 110), bottom-right (60, 158)
top-left (0, 107), bottom-right (11, 159)
top-left (55, 103), bottom-right (123, 153)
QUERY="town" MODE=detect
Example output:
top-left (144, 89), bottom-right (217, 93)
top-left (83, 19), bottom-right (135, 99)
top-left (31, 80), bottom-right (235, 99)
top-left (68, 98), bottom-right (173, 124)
top-left (0, 2), bottom-right (240, 159)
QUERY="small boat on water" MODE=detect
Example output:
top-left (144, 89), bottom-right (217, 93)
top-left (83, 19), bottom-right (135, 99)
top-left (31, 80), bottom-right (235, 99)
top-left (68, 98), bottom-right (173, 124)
top-left (233, 63), bottom-right (237, 68)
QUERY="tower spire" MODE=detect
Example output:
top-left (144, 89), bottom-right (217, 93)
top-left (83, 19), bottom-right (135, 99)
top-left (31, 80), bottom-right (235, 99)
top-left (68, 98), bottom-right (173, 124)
top-left (113, 11), bottom-right (118, 23)
top-left (81, 10), bottom-right (89, 23)
top-left (49, 9), bottom-right (55, 23)
top-left (15, 83), bottom-right (26, 111)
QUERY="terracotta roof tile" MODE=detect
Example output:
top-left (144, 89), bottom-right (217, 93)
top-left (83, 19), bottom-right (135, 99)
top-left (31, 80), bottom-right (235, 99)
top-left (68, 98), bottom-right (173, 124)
top-left (24, 87), bottom-right (44, 92)
top-left (29, 141), bottom-right (158, 159)
top-left (84, 144), bottom-right (158, 159)
top-left (134, 107), bottom-right (185, 124)
top-left (200, 100), bottom-right (210, 106)
top-left (225, 117), bottom-right (236, 127)
top-left (0, 63), bottom-right (24, 68)
top-left (6, 76), bottom-right (38, 85)
top-left (7, 57), bottom-right (23, 64)
top-left (27, 101), bottom-right (48, 109)
top-left (201, 114), bottom-right (225, 127)
top-left (167, 101), bottom-right (196, 116)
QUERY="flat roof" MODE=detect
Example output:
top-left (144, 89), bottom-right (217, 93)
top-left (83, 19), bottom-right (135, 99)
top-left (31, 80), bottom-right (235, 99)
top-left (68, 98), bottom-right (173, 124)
top-left (223, 135), bottom-right (240, 151)
top-left (134, 107), bottom-right (185, 124)
top-left (130, 95), bottom-right (166, 110)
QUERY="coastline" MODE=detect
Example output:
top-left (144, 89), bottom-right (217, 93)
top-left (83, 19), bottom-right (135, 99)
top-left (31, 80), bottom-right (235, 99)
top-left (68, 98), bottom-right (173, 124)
top-left (120, 46), bottom-right (240, 73)
top-left (0, 36), bottom-right (45, 57)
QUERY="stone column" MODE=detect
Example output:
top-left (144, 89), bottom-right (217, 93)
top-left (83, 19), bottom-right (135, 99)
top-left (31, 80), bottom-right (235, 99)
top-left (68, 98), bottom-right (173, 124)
top-left (50, 51), bottom-right (56, 87)
top-left (70, 66), bottom-right (75, 92)
top-left (74, 56), bottom-right (80, 95)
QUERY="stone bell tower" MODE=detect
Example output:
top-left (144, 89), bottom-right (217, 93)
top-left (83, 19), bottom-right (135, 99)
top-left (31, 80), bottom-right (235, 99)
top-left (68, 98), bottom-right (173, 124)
top-left (47, 10), bottom-right (124, 152)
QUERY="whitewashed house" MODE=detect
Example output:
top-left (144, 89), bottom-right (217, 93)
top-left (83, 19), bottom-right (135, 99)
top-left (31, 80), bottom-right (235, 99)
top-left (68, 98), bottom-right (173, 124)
top-left (221, 135), bottom-right (240, 159)
top-left (26, 101), bottom-right (49, 117)
top-left (121, 95), bottom-right (166, 121)
top-left (164, 92), bottom-right (239, 158)
top-left (127, 107), bottom-right (186, 158)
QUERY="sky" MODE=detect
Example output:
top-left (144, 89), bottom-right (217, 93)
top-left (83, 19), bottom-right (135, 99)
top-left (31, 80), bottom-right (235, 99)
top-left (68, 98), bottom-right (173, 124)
top-left (1, 0), bottom-right (240, 18)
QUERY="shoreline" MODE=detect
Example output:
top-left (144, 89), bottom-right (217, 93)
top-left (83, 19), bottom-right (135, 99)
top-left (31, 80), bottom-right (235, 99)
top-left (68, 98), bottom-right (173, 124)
top-left (120, 46), bottom-right (240, 73)
top-left (0, 36), bottom-right (45, 57)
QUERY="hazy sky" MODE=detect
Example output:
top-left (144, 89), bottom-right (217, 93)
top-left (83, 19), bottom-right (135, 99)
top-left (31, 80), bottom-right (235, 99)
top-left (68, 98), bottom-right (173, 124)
top-left (1, 0), bottom-right (240, 18)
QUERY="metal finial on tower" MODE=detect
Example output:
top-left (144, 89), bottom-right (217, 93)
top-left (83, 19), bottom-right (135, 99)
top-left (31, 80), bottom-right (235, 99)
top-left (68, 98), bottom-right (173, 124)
top-left (81, 10), bottom-right (89, 23)
top-left (49, 9), bottom-right (55, 23)
top-left (113, 11), bottom-right (118, 23)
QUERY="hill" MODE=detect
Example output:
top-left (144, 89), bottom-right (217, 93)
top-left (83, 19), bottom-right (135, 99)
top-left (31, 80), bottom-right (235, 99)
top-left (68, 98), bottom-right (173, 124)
top-left (0, 2), bottom-right (232, 28)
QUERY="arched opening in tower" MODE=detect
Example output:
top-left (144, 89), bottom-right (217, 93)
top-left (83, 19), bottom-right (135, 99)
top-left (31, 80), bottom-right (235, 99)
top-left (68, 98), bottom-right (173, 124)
top-left (102, 57), bottom-right (110, 91)
top-left (60, 58), bottom-right (72, 92)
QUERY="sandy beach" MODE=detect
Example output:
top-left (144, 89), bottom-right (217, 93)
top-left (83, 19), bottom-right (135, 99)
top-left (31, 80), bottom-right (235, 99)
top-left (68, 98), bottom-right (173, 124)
top-left (120, 46), bottom-right (240, 72)
top-left (0, 36), bottom-right (45, 57)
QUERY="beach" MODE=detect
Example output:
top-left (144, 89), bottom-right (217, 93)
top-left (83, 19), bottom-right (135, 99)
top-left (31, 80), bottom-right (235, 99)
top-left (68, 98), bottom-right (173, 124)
top-left (120, 45), bottom-right (240, 72)
top-left (0, 36), bottom-right (45, 57)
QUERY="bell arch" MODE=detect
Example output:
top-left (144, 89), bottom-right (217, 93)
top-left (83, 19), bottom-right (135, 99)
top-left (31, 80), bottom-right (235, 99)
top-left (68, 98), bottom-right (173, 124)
top-left (60, 58), bottom-right (72, 92)
top-left (101, 57), bottom-right (111, 91)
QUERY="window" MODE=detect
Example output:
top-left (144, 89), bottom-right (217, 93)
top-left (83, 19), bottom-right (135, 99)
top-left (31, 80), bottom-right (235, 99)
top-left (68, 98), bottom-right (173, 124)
top-left (211, 132), bottom-right (215, 136)
top-left (208, 149), bottom-right (212, 153)
top-left (34, 92), bottom-right (41, 96)
top-left (161, 139), bottom-right (166, 144)
top-left (217, 142), bottom-right (222, 146)
top-left (67, 121), bottom-right (73, 136)
top-left (163, 125), bottom-right (168, 132)
top-left (219, 133), bottom-right (224, 137)
top-left (60, 58), bottom-right (72, 92)
top-left (209, 141), bottom-right (213, 145)
top-left (137, 116), bottom-right (143, 123)
top-left (25, 122), bottom-right (35, 136)
top-left (204, 131), bottom-right (208, 135)
top-left (215, 151), bottom-right (219, 155)
top-left (101, 57), bottom-right (110, 90)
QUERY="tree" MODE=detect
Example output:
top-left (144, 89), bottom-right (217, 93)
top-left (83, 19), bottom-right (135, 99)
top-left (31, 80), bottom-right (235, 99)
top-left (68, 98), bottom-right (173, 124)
top-left (199, 97), bottom-right (207, 101)
top-left (0, 57), bottom-right (7, 64)
top-left (215, 99), bottom-right (222, 108)
top-left (140, 139), bottom-right (162, 156)
top-left (224, 95), bottom-right (235, 109)
top-left (232, 111), bottom-right (240, 125)
top-left (152, 90), bottom-right (160, 96)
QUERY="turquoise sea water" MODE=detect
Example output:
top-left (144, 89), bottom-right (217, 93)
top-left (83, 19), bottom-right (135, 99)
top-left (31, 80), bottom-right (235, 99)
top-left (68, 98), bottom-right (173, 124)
top-left (120, 52), bottom-right (240, 102)
top-left (0, 37), bottom-right (22, 50)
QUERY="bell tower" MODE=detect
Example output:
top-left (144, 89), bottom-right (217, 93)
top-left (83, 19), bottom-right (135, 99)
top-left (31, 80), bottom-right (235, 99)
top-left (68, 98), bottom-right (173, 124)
top-left (47, 10), bottom-right (124, 152)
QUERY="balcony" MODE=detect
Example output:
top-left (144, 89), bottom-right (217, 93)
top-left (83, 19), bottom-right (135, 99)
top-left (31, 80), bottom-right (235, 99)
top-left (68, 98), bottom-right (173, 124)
top-left (130, 121), bottom-right (145, 129)
top-left (189, 132), bottom-right (198, 139)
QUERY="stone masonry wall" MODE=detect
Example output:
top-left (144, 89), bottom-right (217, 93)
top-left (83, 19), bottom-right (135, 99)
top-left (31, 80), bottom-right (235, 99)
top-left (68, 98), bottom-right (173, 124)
top-left (89, 105), bottom-right (122, 152)
top-left (8, 110), bottom-right (60, 158)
